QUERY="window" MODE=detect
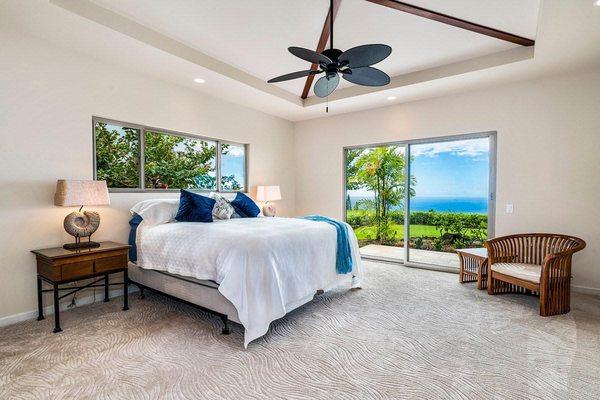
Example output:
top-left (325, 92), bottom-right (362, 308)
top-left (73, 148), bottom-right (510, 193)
top-left (94, 121), bottom-right (140, 189)
top-left (93, 117), bottom-right (247, 192)
top-left (220, 143), bottom-right (246, 191)
top-left (144, 130), bottom-right (216, 190)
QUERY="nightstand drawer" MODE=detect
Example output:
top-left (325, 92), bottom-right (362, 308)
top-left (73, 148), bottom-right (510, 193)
top-left (95, 255), bottom-right (126, 273)
top-left (61, 260), bottom-right (94, 280)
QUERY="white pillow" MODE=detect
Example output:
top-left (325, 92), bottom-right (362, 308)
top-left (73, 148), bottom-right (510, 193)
top-left (130, 199), bottom-right (179, 226)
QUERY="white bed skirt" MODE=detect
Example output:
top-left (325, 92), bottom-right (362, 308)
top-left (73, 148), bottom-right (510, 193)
top-left (128, 262), bottom-right (242, 324)
top-left (128, 262), bottom-right (337, 328)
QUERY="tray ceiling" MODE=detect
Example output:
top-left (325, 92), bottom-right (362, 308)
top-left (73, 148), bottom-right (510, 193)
top-left (3, 0), bottom-right (599, 121)
top-left (89, 0), bottom-right (539, 97)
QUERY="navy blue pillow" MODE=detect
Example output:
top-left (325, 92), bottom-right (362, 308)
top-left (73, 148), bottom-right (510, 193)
top-left (230, 192), bottom-right (260, 218)
top-left (175, 190), bottom-right (216, 223)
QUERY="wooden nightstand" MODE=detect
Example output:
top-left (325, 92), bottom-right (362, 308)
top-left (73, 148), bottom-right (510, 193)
top-left (31, 241), bottom-right (130, 333)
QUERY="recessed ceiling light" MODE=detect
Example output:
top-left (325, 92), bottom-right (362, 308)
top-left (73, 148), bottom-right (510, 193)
top-left (387, 96), bottom-right (397, 100)
top-left (595, 0), bottom-right (600, 6)
top-left (193, 78), bottom-right (205, 84)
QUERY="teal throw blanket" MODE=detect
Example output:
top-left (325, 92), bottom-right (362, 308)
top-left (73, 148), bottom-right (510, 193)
top-left (303, 215), bottom-right (353, 274)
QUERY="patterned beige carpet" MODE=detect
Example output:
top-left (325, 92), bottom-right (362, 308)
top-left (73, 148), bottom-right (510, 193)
top-left (1, 261), bottom-right (599, 400)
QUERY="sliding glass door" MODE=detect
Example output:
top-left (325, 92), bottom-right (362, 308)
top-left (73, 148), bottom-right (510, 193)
top-left (345, 144), bottom-right (407, 262)
top-left (344, 132), bottom-right (495, 269)
top-left (406, 136), bottom-right (492, 268)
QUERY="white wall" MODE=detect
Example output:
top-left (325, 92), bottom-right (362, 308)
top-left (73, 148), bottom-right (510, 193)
top-left (1, 25), bottom-right (599, 324)
top-left (294, 70), bottom-right (600, 292)
top-left (0, 28), bottom-right (295, 319)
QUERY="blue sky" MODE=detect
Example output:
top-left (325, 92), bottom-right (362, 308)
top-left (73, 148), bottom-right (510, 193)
top-left (221, 144), bottom-right (245, 187)
top-left (350, 138), bottom-right (490, 198)
top-left (411, 138), bottom-right (489, 197)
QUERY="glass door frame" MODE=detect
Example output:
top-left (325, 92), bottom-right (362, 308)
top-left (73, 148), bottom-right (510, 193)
top-left (343, 131), bottom-right (497, 272)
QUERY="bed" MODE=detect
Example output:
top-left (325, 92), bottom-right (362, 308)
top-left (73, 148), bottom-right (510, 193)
top-left (128, 198), bottom-right (363, 347)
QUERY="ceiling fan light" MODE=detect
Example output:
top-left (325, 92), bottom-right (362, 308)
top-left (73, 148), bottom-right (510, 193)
top-left (314, 74), bottom-right (340, 97)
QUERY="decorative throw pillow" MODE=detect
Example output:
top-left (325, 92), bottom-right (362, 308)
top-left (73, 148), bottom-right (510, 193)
top-left (175, 190), bottom-right (215, 223)
top-left (230, 192), bottom-right (260, 218)
top-left (212, 196), bottom-right (234, 220)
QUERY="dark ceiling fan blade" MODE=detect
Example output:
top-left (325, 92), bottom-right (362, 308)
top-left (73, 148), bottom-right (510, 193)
top-left (339, 44), bottom-right (392, 68)
top-left (342, 67), bottom-right (390, 87)
top-left (288, 47), bottom-right (332, 65)
top-left (314, 74), bottom-right (340, 97)
top-left (268, 70), bottom-right (321, 83)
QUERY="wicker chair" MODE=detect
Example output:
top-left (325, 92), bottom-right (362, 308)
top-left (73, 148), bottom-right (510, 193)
top-left (485, 233), bottom-right (586, 316)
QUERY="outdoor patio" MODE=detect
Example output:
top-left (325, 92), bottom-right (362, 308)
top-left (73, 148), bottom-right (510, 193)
top-left (360, 244), bottom-right (460, 269)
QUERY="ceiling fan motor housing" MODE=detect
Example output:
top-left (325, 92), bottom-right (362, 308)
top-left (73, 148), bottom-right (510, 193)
top-left (322, 48), bottom-right (343, 62)
top-left (321, 49), bottom-right (347, 79)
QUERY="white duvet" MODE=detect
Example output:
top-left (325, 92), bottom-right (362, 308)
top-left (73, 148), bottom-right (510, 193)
top-left (135, 217), bottom-right (363, 347)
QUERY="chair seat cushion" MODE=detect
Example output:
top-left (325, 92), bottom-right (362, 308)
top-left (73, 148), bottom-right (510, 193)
top-left (491, 263), bottom-right (542, 283)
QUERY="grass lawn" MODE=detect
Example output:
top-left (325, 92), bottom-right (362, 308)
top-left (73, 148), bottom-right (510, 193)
top-left (354, 224), bottom-right (439, 241)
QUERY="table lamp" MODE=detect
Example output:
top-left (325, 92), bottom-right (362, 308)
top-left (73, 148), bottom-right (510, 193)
top-left (256, 185), bottom-right (281, 217)
top-left (54, 180), bottom-right (110, 249)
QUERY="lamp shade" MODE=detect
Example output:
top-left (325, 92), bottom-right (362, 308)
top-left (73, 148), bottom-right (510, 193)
top-left (255, 185), bottom-right (281, 202)
top-left (54, 180), bottom-right (110, 207)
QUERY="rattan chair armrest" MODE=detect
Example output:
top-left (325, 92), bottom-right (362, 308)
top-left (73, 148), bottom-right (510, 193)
top-left (541, 251), bottom-right (576, 280)
top-left (484, 237), bottom-right (517, 264)
top-left (544, 247), bottom-right (581, 262)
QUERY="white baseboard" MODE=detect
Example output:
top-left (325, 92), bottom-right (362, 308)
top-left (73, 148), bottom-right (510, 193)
top-left (0, 286), bottom-right (139, 328)
top-left (572, 284), bottom-right (600, 296)
top-left (363, 256), bottom-right (600, 296)
top-left (1, 278), bottom-right (597, 329)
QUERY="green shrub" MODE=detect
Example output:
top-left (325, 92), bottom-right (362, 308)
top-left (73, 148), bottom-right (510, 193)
top-left (452, 238), bottom-right (469, 249)
top-left (414, 237), bottom-right (424, 249)
top-left (345, 210), bottom-right (373, 227)
top-left (347, 209), bottom-right (486, 234)
top-left (347, 209), bottom-right (487, 251)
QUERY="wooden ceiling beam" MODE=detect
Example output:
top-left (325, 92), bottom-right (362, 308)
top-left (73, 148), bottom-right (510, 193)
top-left (365, 0), bottom-right (535, 47)
top-left (301, 0), bottom-right (342, 99)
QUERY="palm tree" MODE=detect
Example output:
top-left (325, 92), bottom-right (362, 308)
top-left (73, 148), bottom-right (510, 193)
top-left (348, 146), bottom-right (415, 242)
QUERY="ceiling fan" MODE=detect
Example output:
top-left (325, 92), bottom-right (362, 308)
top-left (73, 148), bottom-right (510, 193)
top-left (267, 0), bottom-right (392, 98)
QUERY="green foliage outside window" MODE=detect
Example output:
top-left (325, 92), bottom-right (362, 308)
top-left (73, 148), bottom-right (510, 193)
top-left (95, 123), bottom-right (139, 188)
top-left (345, 144), bottom-right (488, 251)
top-left (144, 131), bottom-right (216, 190)
top-left (95, 121), bottom-right (244, 191)
top-left (346, 146), bottom-right (414, 243)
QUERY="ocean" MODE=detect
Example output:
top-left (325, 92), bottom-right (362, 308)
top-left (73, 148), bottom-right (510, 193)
top-left (349, 196), bottom-right (488, 214)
